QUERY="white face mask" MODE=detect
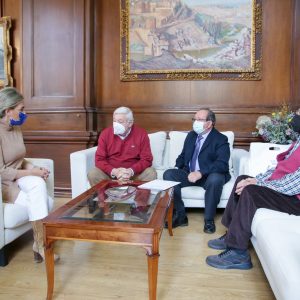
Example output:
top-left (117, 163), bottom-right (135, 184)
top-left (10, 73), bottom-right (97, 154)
top-left (193, 120), bottom-right (205, 135)
top-left (113, 122), bottom-right (126, 135)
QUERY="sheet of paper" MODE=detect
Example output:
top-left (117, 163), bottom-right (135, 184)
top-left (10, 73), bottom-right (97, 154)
top-left (138, 179), bottom-right (180, 191)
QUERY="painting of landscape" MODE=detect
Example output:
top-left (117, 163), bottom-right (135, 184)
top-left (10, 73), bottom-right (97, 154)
top-left (121, 0), bottom-right (262, 80)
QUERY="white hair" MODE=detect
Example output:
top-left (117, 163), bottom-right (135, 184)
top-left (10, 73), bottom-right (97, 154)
top-left (113, 106), bottom-right (134, 121)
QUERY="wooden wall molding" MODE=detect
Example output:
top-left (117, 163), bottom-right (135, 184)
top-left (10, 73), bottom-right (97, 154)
top-left (95, 106), bottom-right (283, 115)
top-left (23, 131), bottom-right (98, 144)
top-left (25, 108), bottom-right (96, 113)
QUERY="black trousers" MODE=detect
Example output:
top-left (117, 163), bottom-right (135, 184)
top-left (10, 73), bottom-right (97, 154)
top-left (223, 175), bottom-right (300, 250)
top-left (163, 168), bottom-right (226, 220)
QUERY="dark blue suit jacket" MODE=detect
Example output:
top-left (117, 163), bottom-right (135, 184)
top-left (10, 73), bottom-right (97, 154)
top-left (175, 128), bottom-right (231, 182)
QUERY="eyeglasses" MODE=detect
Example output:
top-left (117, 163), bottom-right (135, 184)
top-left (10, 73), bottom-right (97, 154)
top-left (192, 118), bottom-right (207, 122)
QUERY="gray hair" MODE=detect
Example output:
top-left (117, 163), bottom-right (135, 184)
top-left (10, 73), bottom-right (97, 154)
top-left (113, 106), bottom-right (134, 122)
top-left (0, 87), bottom-right (24, 118)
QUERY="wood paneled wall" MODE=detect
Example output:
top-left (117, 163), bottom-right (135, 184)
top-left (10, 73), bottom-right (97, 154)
top-left (1, 0), bottom-right (300, 195)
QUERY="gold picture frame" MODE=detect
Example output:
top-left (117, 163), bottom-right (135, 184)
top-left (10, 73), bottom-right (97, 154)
top-left (0, 16), bottom-right (13, 87)
top-left (120, 0), bottom-right (262, 81)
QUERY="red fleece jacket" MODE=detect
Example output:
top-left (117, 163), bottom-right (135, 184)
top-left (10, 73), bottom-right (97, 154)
top-left (95, 125), bottom-right (153, 175)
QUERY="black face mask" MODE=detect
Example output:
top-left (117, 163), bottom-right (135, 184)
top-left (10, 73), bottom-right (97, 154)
top-left (290, 114), bottom-right (300, 133)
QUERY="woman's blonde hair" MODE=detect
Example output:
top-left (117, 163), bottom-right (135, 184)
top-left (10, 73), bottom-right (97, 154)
top-left (0, 87), bottom-right (24, 118)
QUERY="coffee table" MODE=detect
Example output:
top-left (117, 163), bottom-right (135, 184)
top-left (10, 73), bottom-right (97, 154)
top-left (43, 180), bottom-right (174, 300)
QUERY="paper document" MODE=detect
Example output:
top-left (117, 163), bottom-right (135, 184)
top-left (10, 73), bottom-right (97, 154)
top-left (138, 179), bottom-right (180, 191)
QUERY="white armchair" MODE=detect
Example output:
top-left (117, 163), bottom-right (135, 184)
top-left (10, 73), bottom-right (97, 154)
top-left (0, 158), bottom-right (54, 266)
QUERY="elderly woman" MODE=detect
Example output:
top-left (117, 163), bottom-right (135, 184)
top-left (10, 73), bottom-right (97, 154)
top-left (0, 87), bottom-right (58, 263)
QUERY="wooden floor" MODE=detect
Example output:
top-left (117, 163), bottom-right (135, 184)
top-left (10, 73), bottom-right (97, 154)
top-left (0, 198), bottom-right (275, 300)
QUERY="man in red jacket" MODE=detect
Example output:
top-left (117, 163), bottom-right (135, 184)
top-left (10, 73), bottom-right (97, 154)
top-left (88, 107), bottom-right (156, 186)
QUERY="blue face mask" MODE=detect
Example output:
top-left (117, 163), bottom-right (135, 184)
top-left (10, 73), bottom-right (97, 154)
top-left (10, 111), bottom-right (28, 126)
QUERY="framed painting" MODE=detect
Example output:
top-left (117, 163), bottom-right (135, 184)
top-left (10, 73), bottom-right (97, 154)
top-left (0, 16), bottom-right (13, 87)
top-left (120, 0), bottom-right (262, 81)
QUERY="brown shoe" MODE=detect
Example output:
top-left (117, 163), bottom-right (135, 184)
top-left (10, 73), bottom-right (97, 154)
top-left (32, 240), bottom-right (60, 263)
top-left (33, 250), bottom-right (43, 263)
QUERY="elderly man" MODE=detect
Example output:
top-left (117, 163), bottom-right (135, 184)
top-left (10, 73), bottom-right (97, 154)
top-left (163, 108), bottom-right (231, 233)
top-left (88, 106), bottom-right (156, 185)
top-left (206, 110), bottom-right (300, 270)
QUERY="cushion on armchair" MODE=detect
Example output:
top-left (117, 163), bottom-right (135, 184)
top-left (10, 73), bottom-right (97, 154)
top-left (148, 131), bottom-right (167, 169)
top-left (168, 131), bottom-right (188, 167)
top-left (248, 143), bottom-right (291, 177)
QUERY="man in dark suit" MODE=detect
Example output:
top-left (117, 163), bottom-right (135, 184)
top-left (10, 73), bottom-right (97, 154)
top-left (163, 108), bottom-right (231, 233)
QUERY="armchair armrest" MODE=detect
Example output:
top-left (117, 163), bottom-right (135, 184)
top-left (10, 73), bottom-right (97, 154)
top-left (232, 148), bottom-right (250, 177)
top-left (70, 147), bottom-right (97, 198)
top-left (239, 155), bottom-right (250, 176)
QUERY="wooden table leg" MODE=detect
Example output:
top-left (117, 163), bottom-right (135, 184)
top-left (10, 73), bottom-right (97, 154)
top-left (45, 239), bottom-right (55, 300)
top-left (147, 252), bottom-right (160, 300)
top-left (167, 199), bottom-right (174, 236)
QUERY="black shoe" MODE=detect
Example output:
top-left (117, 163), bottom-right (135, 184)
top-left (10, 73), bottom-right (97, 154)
top-left (207, 232), bottom-right (227, 250)
top-left (204, 219), bottom-right (216, 234)
top-left (206, 248), bottom-right (253, 270)
top-left (165, 214), bottom-right (188, 229)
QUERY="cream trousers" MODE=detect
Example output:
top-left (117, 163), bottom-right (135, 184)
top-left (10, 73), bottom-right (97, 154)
top-left (14, 176), bottom-right (53, 221)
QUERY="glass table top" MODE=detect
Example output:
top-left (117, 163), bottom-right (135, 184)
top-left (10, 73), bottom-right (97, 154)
top-left (60, 181), bottom-right (164, 224)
